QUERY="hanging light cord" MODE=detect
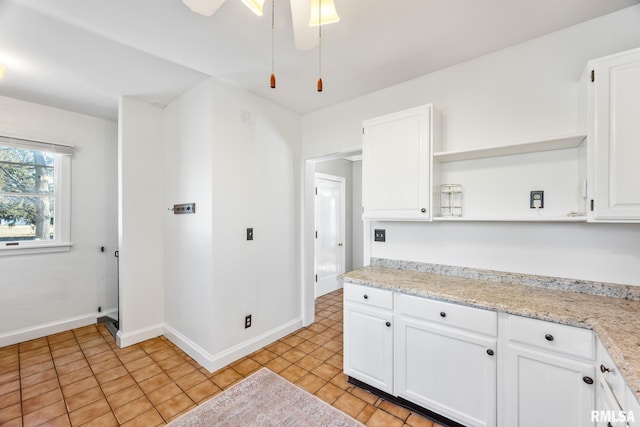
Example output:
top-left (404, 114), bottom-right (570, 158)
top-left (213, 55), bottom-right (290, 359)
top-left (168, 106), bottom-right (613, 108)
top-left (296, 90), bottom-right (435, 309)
top-left (317, 0), bottom-right (323, 92)
top-left (270, 0), bottom-right (276, 88)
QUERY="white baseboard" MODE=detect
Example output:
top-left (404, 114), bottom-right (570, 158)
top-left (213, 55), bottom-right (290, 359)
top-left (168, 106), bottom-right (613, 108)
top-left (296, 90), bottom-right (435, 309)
top-left (0, 313), bottom-right (97, 348)
top-left (99, 307), bottom-right (118, 321)
top-left (164, 317), bottom-right (304, 373)
top-left (163, 324), bottom-right (216, 371)
top-left (116, 324), bottom-right (164, 348)
top-left (1, 314), bottom-right (303, 375)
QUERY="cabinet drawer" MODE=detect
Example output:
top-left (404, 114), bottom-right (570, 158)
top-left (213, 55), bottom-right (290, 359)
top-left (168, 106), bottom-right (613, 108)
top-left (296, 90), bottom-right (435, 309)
top-left (507, 315), bottom-right (594, 359)
top-left (396, 293), bottom-right (497, 336)
top-left (344, 282), bottom-right (393, 310)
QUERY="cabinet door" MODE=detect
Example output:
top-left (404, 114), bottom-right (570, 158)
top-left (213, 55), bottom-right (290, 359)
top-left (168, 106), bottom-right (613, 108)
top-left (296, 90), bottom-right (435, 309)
top-left (362, 105), bottom-right (431, 220)
top-left (503, 343), bottom-right (596, 427)
top-left (395, 316), bottom-right (496, 427)
top-left (343, 303), bottom-right (393, 393)
top-left (595, 379), bottom-right (626, 427)
top-left (589, 48), bottom-right (640, 221)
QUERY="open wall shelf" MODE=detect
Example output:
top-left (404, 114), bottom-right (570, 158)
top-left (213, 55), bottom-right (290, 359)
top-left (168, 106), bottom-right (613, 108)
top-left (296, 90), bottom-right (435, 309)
top-left (431, 133), bottom-right (588, 222)
top-left (433, 134), bottom-right (586, 163)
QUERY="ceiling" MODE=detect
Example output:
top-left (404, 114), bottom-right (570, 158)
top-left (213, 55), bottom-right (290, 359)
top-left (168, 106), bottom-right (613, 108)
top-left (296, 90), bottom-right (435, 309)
top-left (0, 0), bottom-right (638, 120)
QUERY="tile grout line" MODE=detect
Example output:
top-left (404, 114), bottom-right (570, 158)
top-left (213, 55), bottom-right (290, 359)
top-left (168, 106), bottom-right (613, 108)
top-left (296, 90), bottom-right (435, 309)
top-left (3, 290), bottom-right (439, 427)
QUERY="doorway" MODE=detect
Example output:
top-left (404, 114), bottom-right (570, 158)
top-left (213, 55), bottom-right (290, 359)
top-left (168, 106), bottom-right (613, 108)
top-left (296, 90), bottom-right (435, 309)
top-left (303, 151), bottom-right (363, 326)
top-left (315, 173), bottom-right (346, 297)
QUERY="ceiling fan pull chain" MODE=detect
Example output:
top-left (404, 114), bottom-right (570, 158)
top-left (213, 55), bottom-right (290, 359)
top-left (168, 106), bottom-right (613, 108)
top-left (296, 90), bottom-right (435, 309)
top-left (270, 0), bottom-right (276, 88)
top-left (317, 0), bottom-right (323, 92)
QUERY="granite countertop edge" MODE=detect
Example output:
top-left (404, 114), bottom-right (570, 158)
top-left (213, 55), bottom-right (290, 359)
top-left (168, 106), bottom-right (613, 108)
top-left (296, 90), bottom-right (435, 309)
top-left (341, 265), bottom-right (640, 403)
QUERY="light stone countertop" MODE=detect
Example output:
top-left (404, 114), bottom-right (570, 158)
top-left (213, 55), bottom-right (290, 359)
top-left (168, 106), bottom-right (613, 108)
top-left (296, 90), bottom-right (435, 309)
top-left (341, 264), bottom-right (640, 402)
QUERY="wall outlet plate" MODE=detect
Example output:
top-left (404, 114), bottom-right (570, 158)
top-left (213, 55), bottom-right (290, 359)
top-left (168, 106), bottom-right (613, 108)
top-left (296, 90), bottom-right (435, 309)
top-left (374, 229), bottom-right (386, 242)
top-left (246, 228), bottom-right (254, 240)
top-left (245, 314), bottom-right (252, 328)
top-left (530, 191), bottom-right (544, 209)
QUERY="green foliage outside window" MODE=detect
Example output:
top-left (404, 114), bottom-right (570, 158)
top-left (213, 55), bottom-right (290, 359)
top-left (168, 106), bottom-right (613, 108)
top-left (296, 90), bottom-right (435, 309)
top-left (0, 146), bottom-right (55, 241)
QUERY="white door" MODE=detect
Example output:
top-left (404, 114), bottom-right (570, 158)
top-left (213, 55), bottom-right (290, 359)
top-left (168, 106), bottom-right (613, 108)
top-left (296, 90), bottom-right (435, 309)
top-left (362, 105), bottom-right (431, 220)
top-left (589, 48), bottom-right (640, 221)
top-left (503, 343), bottom-right (596, 427)
top-left (315, 173), bottom-right (345, 297)
top-left (395, 317), bottom-right (496, 427)
top-left (343, 302), bottom-right (394, 394)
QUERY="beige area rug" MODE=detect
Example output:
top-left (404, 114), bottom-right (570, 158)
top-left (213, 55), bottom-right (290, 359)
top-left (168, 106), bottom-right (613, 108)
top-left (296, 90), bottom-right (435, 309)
top-left (167, 368), bottom-right (364, 427)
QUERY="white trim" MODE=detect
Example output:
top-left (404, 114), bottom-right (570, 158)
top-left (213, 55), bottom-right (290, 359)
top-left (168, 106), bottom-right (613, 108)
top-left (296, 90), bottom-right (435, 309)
top-left (163, 324), bottom-right (217, 371)
top-left (0, 313), bottom-right (96, 347)
top-left (302, 144), bottom-right (362, 161)
top-left (116, 324), bottom-right (164, 348)
top-left (164, 317), bottom-right (303, 372)
top-left (99, 307), bottom-right (118, 321)
top-left (0, 134), bottom-right (74, 154)
top-left (315, 172), bottom-right (346, 183)
top-left (0, 242), bottom-right (72, 256)
top-left (0, 151), bottom-right (72, 255)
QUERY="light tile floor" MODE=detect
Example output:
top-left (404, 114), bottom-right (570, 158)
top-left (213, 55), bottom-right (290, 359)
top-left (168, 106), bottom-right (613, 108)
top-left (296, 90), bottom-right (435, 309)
top-left (0, 289), bottom-right (443, 427)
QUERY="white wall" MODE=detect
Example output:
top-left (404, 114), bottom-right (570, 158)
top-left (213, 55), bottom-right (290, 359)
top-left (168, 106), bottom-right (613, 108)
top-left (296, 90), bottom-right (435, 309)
top-left (352, 160), bottom-right (363, 269)
top-left (302, 5), bottom-right (640, 286)
top-left (162, 78), bottom-right (303, 371)
top-left (117, 97), bottom-right (165, 346)
top-left (163, 80), bottom-right (216, 362)
top-left (209, 79), bottom-right (302, 359)
top-left (0, 96), bottom-right (118, 346)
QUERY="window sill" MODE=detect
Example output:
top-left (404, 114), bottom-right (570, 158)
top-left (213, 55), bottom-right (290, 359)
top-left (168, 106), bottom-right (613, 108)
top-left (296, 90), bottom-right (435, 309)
top-left (0, 242), bottom-right (73, 256)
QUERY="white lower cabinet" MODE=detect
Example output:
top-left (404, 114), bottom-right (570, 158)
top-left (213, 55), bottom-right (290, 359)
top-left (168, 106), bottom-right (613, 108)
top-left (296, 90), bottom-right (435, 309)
top-left (343, 284), bottom-right (394, 394)
top-left (342, 282), bottom-right (637, 427)
top-left (500, 313), bottom-right (596, 427)
top-left (596, 340), bottom-right (640, 427)
top-left (597, 378), bottom-right (626, 427)
top-left (395, 294), bottom-right (497, 427)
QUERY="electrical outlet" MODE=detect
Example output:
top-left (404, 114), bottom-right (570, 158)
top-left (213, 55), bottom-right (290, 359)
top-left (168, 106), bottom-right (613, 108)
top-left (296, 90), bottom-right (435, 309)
top-left (246, 228), bottom-right (254, 240)
top-left (245, 314), bottom-right (252, 329)
top-left (530, 191), bottom-right (544, 209)
top-left (374, 229), bottom-right (386, 242)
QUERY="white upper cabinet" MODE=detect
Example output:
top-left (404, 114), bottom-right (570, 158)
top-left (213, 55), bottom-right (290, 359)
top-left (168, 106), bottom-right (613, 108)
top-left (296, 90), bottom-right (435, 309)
top-left (588, 47), bottom-right (640, 222)
top-left (362, 105), bottom-right (434, 220)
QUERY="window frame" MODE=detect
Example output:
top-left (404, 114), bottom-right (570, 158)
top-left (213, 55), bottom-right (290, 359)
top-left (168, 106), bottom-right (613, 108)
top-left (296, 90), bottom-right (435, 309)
top-left (0, 136), bottom-right (73, 256)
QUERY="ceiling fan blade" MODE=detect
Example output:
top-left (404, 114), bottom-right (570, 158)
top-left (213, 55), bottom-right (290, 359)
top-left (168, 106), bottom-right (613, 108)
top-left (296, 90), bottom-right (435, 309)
top-left (182, 0), bottom-right (227, 16)
top-left (290, 0), bottom-right (319, 50)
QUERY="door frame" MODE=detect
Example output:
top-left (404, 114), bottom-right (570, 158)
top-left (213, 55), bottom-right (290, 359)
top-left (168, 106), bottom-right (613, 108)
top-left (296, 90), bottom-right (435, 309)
top-left (314, 172), bottom-right (346, 297)
top-left (301, 149), bottom-right (364, 327)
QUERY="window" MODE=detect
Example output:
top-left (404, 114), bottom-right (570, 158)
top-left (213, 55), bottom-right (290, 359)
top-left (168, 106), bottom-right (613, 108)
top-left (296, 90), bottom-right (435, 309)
top-left (0, 136), bottom-right (72, 255)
